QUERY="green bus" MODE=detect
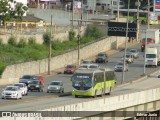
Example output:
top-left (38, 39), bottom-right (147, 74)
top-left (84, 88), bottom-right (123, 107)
top-left (71, 68), bottom-right (116, 98)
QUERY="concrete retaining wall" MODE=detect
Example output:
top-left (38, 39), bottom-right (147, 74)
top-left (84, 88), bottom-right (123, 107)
top-left (0, 36), bottom-right (125, 84)
top-left (0, 26), bottom-right (86, 44)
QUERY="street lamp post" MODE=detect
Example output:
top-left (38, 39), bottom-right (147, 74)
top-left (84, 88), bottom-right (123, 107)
top-left (72, 0), bottom-right (75, 30)
top-left (122, 0), bottom-right (130, 84)
top-left (135, 0), bottom-right (141, 42)
top-left (48, 15), bottom-right (53, 75)
top-left (143, 30), bottom-right (147, 75)
top-left (77, 20), bottom-right (81, 65)
top-left (147, 0), bottom-right (150, 29)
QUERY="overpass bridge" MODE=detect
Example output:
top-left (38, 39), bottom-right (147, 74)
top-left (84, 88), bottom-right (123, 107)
top-left (41, 76), bottom-right (160, 120)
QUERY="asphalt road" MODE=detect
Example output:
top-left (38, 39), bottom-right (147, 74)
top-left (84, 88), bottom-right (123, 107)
top-left (0, 43), bottom-right (159, 103)
top-left (0, 72), bottom-right (159, 111)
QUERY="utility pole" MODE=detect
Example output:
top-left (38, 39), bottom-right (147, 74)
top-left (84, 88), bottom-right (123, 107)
top-left (48, 15), bottom-right (52, 75)
top-left (111, 0), bottom-right (113, 16)
top-left (117, 0), bottom-right (120, 21)
top-left (143, 30), bottom-right (147, 75)
top-left (122, 0), bottom-right (130, 84)
top-left (136, 0), bottom-right (140, 42)
top-left (77, 20), bottom-right (81, 66)
top-left (116, 0), bottom-right (120, 49)
top-left (147, 0), bottom-right (150, 29)
top-left (72, 0), bottom-right (75, 30)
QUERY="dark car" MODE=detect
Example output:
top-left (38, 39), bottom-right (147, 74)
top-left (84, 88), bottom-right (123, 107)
top-left (19, 75), bottom-right (45, 86)
top-left (28, 80), bottom-right (44, 92)
top-left (95, 53), bottom-right (108, 63)
top-left (64, 65), bottom-right (77, 74)
top-left (19, 75), bottom-right (35, 86)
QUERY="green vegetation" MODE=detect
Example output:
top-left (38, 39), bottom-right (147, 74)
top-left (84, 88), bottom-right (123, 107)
top-left (0, 24), bottom-right (105, 76)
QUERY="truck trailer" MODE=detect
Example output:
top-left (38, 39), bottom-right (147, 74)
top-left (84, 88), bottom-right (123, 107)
top-left (141, 29), bottom-right (159, 52)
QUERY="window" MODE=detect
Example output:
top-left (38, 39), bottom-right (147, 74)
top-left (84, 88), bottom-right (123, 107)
top-left (146, 54), bottom-right (156, 58)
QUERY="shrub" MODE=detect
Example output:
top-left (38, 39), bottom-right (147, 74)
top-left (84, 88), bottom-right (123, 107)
top-left (0, 38), bottom-right (3, 46)
top-left (85, 24), bottom-right (103, 39)
top-left (17, 37), bottom-right (27, 48)
top-left (28, 37), bottom-right (36, 45)
top-left (69, 30), bottom-right (75, 41)
top-left (0, 62), bottom-right (6, 76)
top-left (8, 36), bottom-right (17, 46)
top-left (43, 30), bottom-right (51, 45)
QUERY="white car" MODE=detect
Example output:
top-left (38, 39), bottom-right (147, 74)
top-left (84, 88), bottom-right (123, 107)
top-left (121, 53), bottom-right (134, 63)
top-left (14, 83), bottom-right (28, 96)
top-left (79, 64), bottom-right (100, 69)
top-left (81, 59), bottom-right (93, 64)
top-left (1, 86), bottom-right (22, 99)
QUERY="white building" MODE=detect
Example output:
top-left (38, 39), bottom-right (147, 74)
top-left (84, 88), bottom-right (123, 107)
top-left (87, 0), bottom-right (124, 13)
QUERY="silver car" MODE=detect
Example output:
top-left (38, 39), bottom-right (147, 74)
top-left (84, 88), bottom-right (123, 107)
top-left (129, 49), bottom-right (139, 58)
top-left (47, 81), bottom-right (64, 93)
top-left (121, 53), bottom-right (134, 64)
top-left (114, 62), bottom-right (128, 72)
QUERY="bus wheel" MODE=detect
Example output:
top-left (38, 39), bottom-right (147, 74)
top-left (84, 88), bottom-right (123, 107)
top-left (100, 89), bottom-right (104, 97)
top-left (108, 87), bottom-right (112, 95)
top-left (93, 90), bottom-right (97, 98)
top-left (75, 95), bottom-right (78, 98)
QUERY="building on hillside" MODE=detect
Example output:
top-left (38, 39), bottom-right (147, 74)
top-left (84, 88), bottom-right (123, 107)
top-left (87, 0), bottom-right (124, 13)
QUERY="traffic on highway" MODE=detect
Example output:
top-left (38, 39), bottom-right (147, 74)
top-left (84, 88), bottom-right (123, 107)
top-left (0, 42), bottom-right (160, 102)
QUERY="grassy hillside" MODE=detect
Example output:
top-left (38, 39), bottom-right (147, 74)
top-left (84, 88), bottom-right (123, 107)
top-left (0, 24), bottom-right (105, 76)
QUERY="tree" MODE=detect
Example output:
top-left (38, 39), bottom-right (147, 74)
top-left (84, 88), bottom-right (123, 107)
top-left (123, 0), bottom-right (148, 9)
top-left (0, 0), bottom-right (28, 25)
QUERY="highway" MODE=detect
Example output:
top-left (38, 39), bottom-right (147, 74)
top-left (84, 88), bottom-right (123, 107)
top-left (0, 71), bottom-right (159, 111)
top-left (0, 42), bottom-right (160, 105)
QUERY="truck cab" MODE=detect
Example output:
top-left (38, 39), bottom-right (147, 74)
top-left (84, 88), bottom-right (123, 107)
top-left (145, 48), bottom-right (157, 67)
top-left (141, 38), bottom-right (155, 52)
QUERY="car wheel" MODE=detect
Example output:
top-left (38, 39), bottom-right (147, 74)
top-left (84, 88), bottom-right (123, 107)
top-left (25, 92), bottom-right (28, 96)
top-left (47, 91), bottom-right (49, 93)
top-left (1, 97), bottom-right (4, 99)
top-left (16, 95), bottom-right (18, 100)
top-left (38, 89), bottom-right (41, 92)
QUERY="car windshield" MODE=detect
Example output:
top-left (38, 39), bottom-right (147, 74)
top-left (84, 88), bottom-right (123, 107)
top-left (31, 81), bottom-right (39, 84)
top-left (97, 54), bottom-right (105, 57)
top-left (83, 61), bottom-right (91, 64)
top-left (79, 65), bottom-right (88, 68)
top-left (21, 75), bottom-right (33, 79)
top-left (117, 63), bottom-right (123, 65)
top-left (5, 87), bottom-right (17, 91)
top-left (89, 65), bottom-right (98, 68)
top-left (50, 82), bottom-right (60, 85)
top-left (66, 65), bottom-right (74, 68)
top-left (71, 74), bottom-right (92, 89)
top-left (126, 55), bottom-right (130, 58)
top-left (130, 49), bottom-right (136, 53)
top-left (14, 84), bottom-right (23, 88)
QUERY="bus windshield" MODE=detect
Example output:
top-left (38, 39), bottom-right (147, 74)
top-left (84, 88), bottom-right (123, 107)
top-left (71, 74), bottom-right (92, 90)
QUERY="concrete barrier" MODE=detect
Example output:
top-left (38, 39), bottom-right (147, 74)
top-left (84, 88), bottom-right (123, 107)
top-left (38, 87), bottom-right (160, 120)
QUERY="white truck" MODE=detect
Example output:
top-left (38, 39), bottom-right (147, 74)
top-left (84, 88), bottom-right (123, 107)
top-left (141, 29), bottom-right (159, 52)
top-left (145, 44), bottom-right (160, 67)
